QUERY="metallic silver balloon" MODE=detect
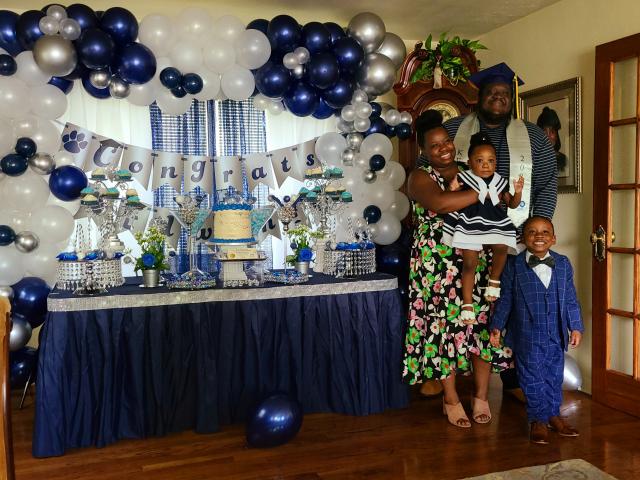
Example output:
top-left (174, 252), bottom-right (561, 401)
top-left (363, 169), bottom-right (377, 184)
top-left (32, 34), bottom-right (77, 77)
top-left (562, 354), bottom-right (583, 391)
top-left (109, 76), bottom-right (130, 99)
top-left (346, 132), bottom-right (364, 150)
top-left (336, 117), bottom-right (355, 133)
top-left (341, 148), bottom-right (356, 164)
top-left (0, 286), bottom-right (13, 301)
top-left (352, 89), bottom-right (368, 104)
top-left (283, 52), bottom-right (298, 69)
top-left (59, 18), bottom-right (81, 41)
top-left (46, 5), bottom-right (68, 21)
top-left (9, 316), bottom-right (32, 352)
top-left (357, 53), bottom-right (397, 97)
top-left (294, 46), bottom-right (310, 64)
top-left (90, 70), bottom-right (112, 89)
top-left (376, 32), bottom-right (407, 70)
top-left (353, 117), bottom-right (370, 133)
top-left (292, 64), bottom-right (305, 79)
top-left (28, 152), bottom-right (56, 175)
top-left (347, 12), bottom-right (386, 54)
top-left (39, 16), bottom-right (60, 36)
top-left (14, 231), bottom-right (40, 253)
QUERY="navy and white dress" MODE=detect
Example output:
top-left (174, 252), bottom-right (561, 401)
top-left (442, 170), bottom-right (517, 252)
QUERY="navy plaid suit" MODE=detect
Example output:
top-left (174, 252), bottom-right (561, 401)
top-left (490, 250), bottom-right (584, 422)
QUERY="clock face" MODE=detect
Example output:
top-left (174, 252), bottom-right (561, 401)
top-left (427, 101), bottom-right (460, 122)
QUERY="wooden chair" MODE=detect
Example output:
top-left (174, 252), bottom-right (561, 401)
top-left (0, 297), bottom-right (15, 480)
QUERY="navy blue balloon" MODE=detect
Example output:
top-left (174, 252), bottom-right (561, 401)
top-left (385, 124), bottom-right (396, 138)
top-left (66, 4), bottom-right (99, 31)
top-left (77, 28), bottom-right (115, 70)
top-left (369, 154), bottom-right (386, 172)
top-left (0, 54), bottom-right (17, 76)
top-left (247, 18), bottom-right (269, 35)
top-left (117, 42), bottom-right (156, 85)
top-left (12, 277), bottom-right (50, 320)
top-left (307, 53), bottom-right (339, 90)
top-left (302, 22), bottom-right (331, 54)
top-left (48, 76), bottom-right (74, 94)
top-left (171, 85), bottom-right (187, 98)
top-left (322, 78), bottom-right (353, 109)
top-left (9, 346), bottom-right (37, 389)
top-left (63, 61), bottom-right (89, 80)
top-left (255, 61), bottom-right (292, 98)
top-left (159, 67), bottom-right (182, 89)
top-left (49, 165), bottom-right (88, 201)
top-left (365, 117), bottom-right (387, 136)
top-left (246, 393), bottom-right (303, 448)
top-left (396, 123), bottom-right (412, 140)
top-left (312, 98), bottom-right (335, 119)
top-left (267, 15), bottom-right (301, 54)
top-left (0, 10), bottom-right (22, 56)
top-left (81, 75), bottom-right (110, 98)
top-left (100, 7), bottom-right (138, 47)
top-left (332, 37), bottom-right (364, 75)
top-left (284, 81), bottom-right (319, 117)
top-left (376, 244), bottom-right (404, 275)
top-left (363, 205), bottom-right (382, 224)
top-left (324, 22), bottom-right (346, 45)
top-left (15, 137), bottom-right (37, 158)
top-left (1, 154), bottom-right (27, 176)
top-left (370, 102), bottom-right (382, 117)
top-left (182, 73), bottom-right (203, 95)
top-left (15, 10), bottom-right (44, 50)
top-left (0, 225), bottom-right (16, 246)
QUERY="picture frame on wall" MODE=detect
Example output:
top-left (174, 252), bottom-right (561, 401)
top-left (519, 77), bottom-right (582, 194)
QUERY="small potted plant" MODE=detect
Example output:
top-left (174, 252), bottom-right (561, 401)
top-left (286, 225), bottom-right (323, 275)
top-left (134, 225), bottom-right (169, 287)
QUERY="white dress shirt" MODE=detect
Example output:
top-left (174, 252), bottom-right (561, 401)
top-left (526, 251), bottom-right (553, 288)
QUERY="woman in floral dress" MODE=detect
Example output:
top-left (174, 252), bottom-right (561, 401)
top-left (402, 110), bottom-right (512, 428)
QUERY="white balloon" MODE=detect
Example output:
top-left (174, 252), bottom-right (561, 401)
top-left (29, 84), bottom-right (68, 120)
top-left (15, 51), bottom-right (50, 86)
top-left (267, 101), bottom-right (284, 115)
top-left (354, 117), bottom-right (371, 133)
top-left (283, 52), bottom-right (298, 69)
top-left (194, 70), bottom-right (221, 101)
top-left (388, 190), bottom-right (410, 220)
top-left (220, 65), bottom-right (255, 101)
top-left (315, 132), bottom-right (347, 166)
top-left (253, 93), bottom-right (270, 111)
top-left (155, 88), bottom-right (193, 116)
top-left (22, 243), bottom-right (59, 286)
top-left (177, 7), bottom-right (213, 44)
top-left (341, 104), bottom-right (356, 122)
top-left (378, 160), bottom-right (406, 189)
top-left (385, 109), bottom-right (401, 126)
top-left (2, 170), bottom-right (50, 213)
top-left (139, 14), bottom-right (176, 56)
top-left (31, 119), bottom-right (62, 153)
top-left (46, 5), bottom-right (67, 21)
top-left (399, 111), bottom-right (413, 125)
top-left (212, 15), bottom-right (245, 42)
top-left (365, 180), bottom-right (394, 211)
top-left (59, 18), bottom-right (81, 41)
top-left (0, 209), bottom-right (31, 231)
top-left (53, 150), bottom-right (76, 167)
top-left (127, 78), bottom-right (160, 107)
top-left (372, 212), bottom-right (401, 245)
top-left (0, 77), bottom-right (30, 118)
top-left (354, 101), bottom-right (373, 119)
top-left (46, 194), bottom-right (81, 215)
top-left (0, 118), bottom-right (15, 153)
top-left (353, 152), bottom-right (368, 170)
top-left (30, 205), bottom-right (75, 244)
top-left (0, 246), bottom-right (26, 286)
top-left (235, 29), bottom-right (271, 70)
top-left (203, 39), bottom-right (236, 74)
top-left (169, 40), bottom-right (203, 72)
top-left (12, 115), bottom-right (40, 138)
top-left (360, 133), bottom-right (393, 161)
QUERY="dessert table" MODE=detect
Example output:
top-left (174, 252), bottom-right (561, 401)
top-left (33, 272), bottom-right (409, 457)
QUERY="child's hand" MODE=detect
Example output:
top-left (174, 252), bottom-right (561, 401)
top-left (449, 177), bottom-right (461, 191)
top-left (489, 329), bottom-right (501, 348)
top-left (513, 175), bottom-right (524, 194)
top-left (570, 330), bottom-right (582, 348)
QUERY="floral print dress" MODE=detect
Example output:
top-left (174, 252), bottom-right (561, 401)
top-left (402, 163), bottom-right (512, 384)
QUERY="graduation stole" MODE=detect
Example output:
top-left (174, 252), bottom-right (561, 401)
top-left (453, 113), bottom-right (532, 227)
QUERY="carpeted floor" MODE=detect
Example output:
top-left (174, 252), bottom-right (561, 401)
top-left (462, 459), bottom-right (617, 479)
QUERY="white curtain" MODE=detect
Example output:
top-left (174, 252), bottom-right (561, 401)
top-left (264, 111), bottom-right (335, 151)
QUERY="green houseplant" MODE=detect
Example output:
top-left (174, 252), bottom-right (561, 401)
top-left (286, 225), bottom-right (324, 273)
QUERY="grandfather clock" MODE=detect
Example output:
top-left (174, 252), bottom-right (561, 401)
top-left (394, 43), bottom-right (480, 173)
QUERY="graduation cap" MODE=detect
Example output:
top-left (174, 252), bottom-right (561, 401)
top-left (470, 63), bottom-right (525, 119)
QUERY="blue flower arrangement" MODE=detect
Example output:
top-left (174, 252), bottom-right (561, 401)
top-left (286, 225), bottom-right (323, 266)
top-left (133, 226), bottom-right (169, 272)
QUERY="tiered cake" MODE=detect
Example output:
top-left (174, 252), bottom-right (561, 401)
top-left (211, 203), bottom-right (255, 244)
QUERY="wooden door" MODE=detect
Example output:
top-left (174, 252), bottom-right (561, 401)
top-left (592, 33), bottom-right (640, 416)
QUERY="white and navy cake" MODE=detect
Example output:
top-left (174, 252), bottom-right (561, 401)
top-left (212, 202), bottom-right (255, 243)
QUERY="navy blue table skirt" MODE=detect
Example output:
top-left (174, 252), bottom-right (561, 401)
top-left (34, 273), bottom-right (409, 457)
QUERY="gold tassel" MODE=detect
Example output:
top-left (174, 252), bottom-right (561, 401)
top-left (514, 75), bottom-right (520, 119)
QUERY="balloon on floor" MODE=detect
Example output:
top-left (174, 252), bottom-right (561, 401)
top-left (246, 393), bottom-right (303, 448)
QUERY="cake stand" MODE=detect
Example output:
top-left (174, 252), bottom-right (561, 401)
top-left (208, 241), bottom-right (267, 287)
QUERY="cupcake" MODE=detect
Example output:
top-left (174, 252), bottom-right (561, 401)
top-left (298, 187), bottom-right (310, 198)
top-left (304, 166), bottom-right (323, 178)
top-left (80, 186), bottom-right (96, 196)
top-left (340, 192), bottom-right (353, 203)
top-left (126, 195), bottom-right (143, 207)
top-left (306, 191), bottom-right (318, 202)
top-left (126, 188), bottom-right (138, 198)
top-left (115, 169), bottom-right (132, 181)
top-left (330, 167), bottom-right (343, 178)
top-left (104, 187), bottom-right (120, 199)
top-left (91, 168), bottom-right (106, 180)
top-left (81, 194), bottom-right (99, 206)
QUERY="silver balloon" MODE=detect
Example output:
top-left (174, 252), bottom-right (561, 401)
top-left (9, 316), bottom-right (32, 352)
top-left (562, 354), bottom-right (583, 391)
top-left (46, 5), bottom-right (68, 22)
top-left (346, 132), bottom-right (364, 150)
top-left (59, 18), bottom-right (81, 41)
top-left (347, 12), bottom-right (386, 54)
top-left (28, 152), bottom-right (56, 175)
top-left (399, 111), bottom-right (413, 125)
top-left (352, 89), bottom-right (368, 104)
top-left (109, 76), bottom-right (130, 99)
top-left (336, 117), bottom-right (355, 133)
top-left (376, 32), bottom-right (407, 70)
top-left (32, 34), bottom-right (77, 77)
top-left (14, 231), bottom-right (40, 253)
top-left (90, 70), bottom-right (112, 89)
top-left (292, 64), bottom-right (305, 79)
top-left (385, 109), bottom-right (401, 126)
top-left (363, 169), bottom-right (377, 183)
top-left (0, 286), bottom-right (13, 301)
top-left (294, 46), bottom-right (310, 64)
top-left (341, 148), bottom-right (356, 164)
top-left (354, 117), bottom-right (371, 133)
top-left (283, 52), bottom-right (298, 69)
top-left (357, 53), bottom-right (397, 97)
top-left (39, 16), bottom-right (60, 36)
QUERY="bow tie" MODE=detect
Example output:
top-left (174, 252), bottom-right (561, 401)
top-left (528, 255), bottom-right (555, 268)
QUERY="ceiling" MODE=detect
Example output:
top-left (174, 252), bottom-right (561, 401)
top-left (7, 0), bottom-right (563, 41)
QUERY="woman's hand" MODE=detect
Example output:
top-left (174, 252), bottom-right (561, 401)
top-left (448, 177), bottom-right (461, 191)
top-left (489, 329), bottom-right (502, 348)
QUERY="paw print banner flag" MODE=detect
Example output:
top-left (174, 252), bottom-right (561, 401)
top-left (121, 144), bottom-right (154, 188)
top-left (61, 123), bottom-right (94, 169)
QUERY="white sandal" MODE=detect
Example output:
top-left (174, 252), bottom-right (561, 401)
top-left (484, 279), bottom-right (501, 301)
top-left (460, 304), bottom-right (477, 325)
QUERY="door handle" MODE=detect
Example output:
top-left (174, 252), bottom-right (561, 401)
top-left (590, 225), bottom-right (606, 261)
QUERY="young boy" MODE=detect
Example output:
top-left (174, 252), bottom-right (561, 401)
top-left (489, 216), bottom-right (584, 444)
